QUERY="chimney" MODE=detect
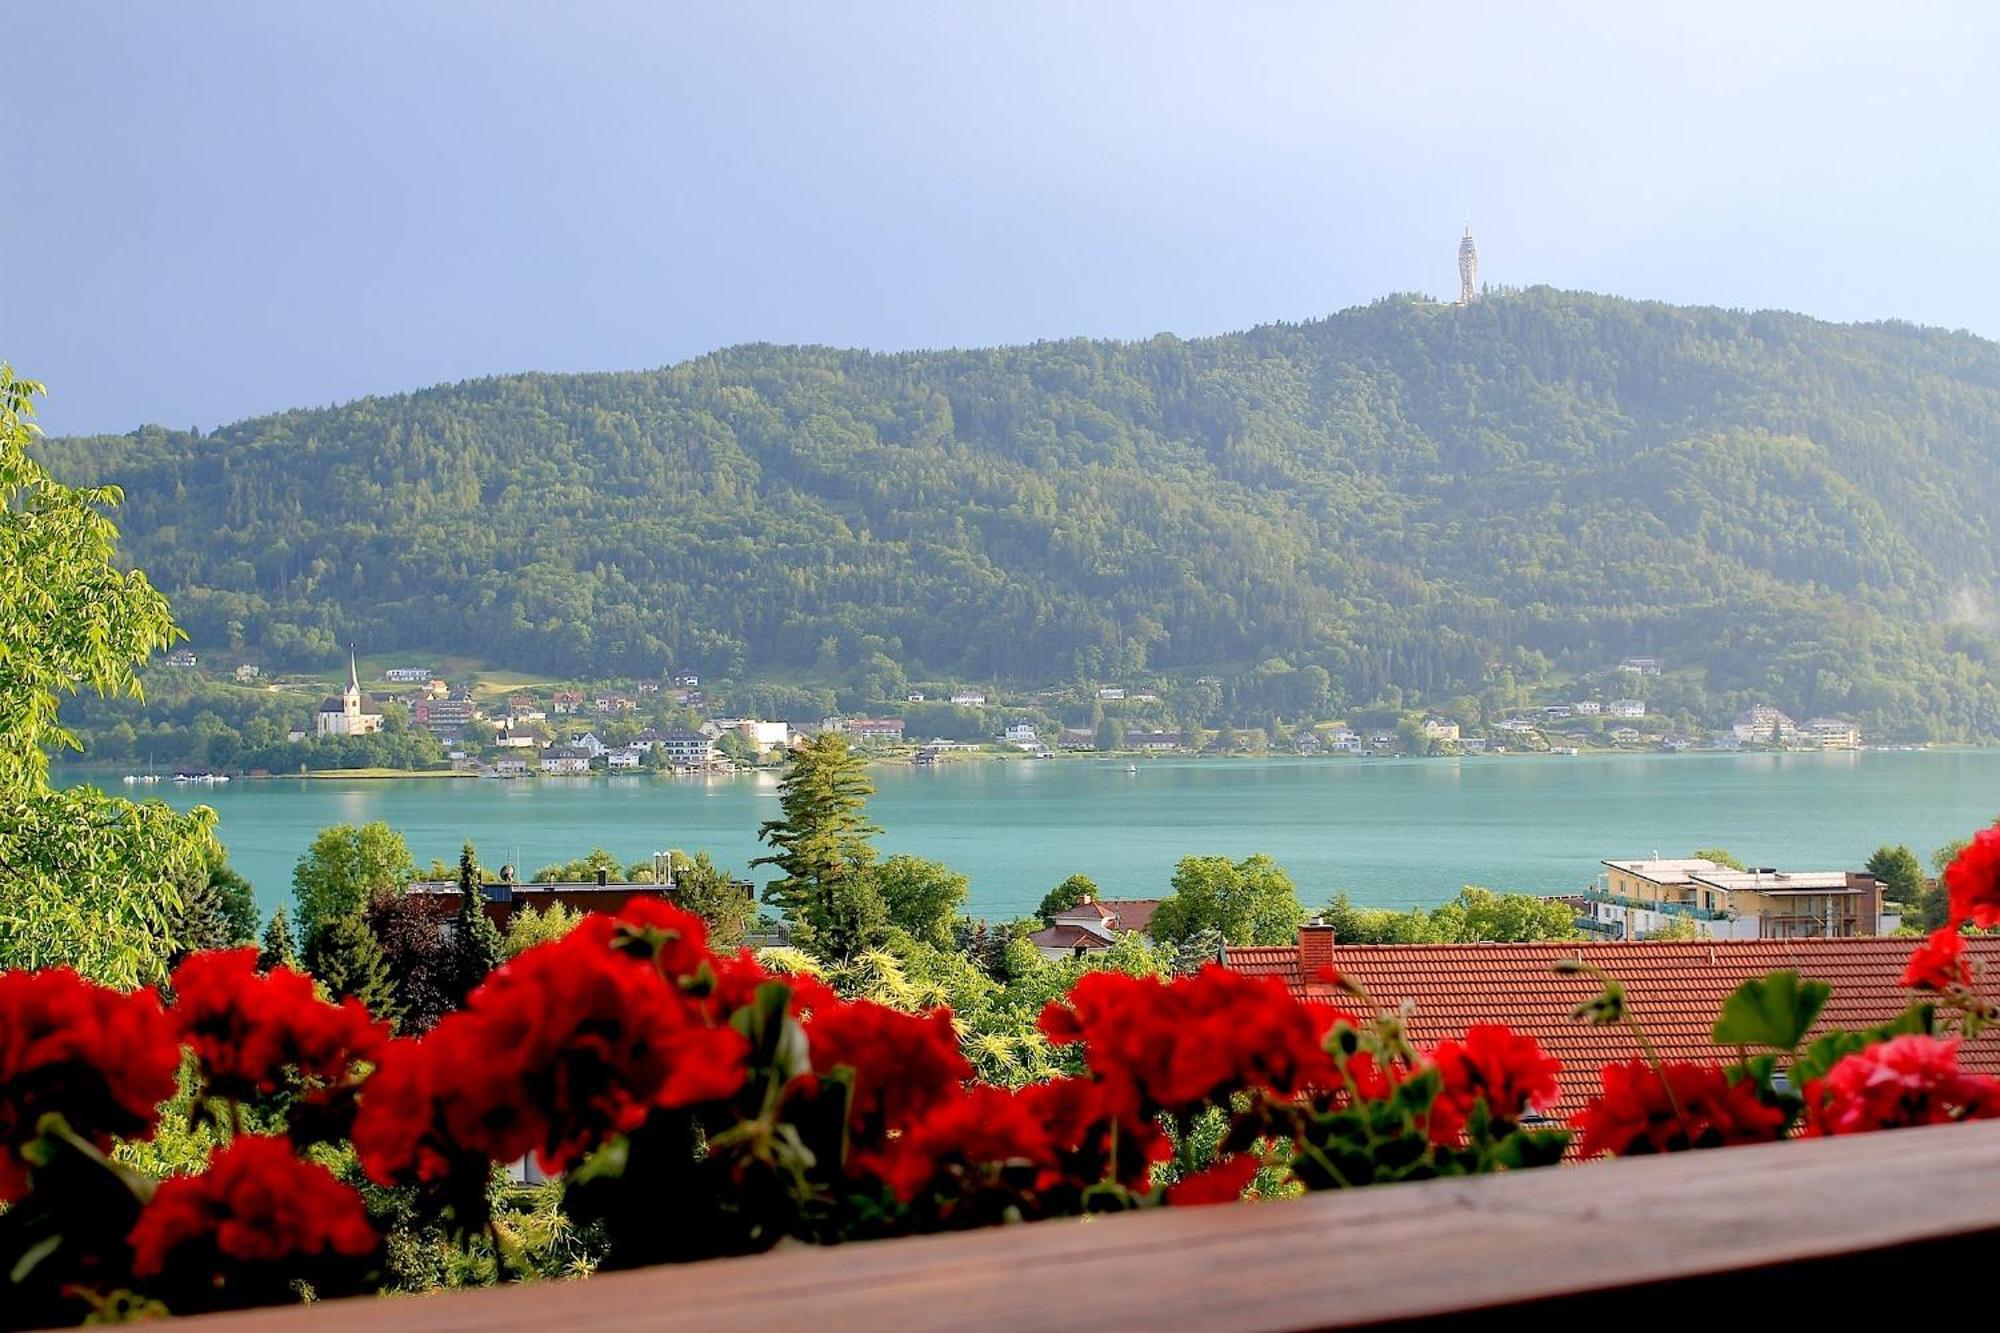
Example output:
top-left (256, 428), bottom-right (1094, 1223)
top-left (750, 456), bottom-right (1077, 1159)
top-left (1299, 919), bottom-right (1336, 980)
top-left (596, 867), bottom-right (608, 886)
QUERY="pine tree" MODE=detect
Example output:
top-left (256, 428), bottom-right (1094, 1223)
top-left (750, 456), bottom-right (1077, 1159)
top-left (259, 907), bottom-right (299, 971)
top-left (449, 841), bottom-right (504, 1003)
top-left (753, 733), bottom-right (886, 959)
top-left (306, 912), bottom-right (403, 1027)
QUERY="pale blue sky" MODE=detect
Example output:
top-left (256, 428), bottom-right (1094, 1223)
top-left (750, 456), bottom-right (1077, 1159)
top-left (6, 1), bottom-right (1998, 435)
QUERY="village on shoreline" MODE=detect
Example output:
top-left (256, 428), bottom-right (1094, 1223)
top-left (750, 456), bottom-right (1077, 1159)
top-left (97, 647), bottom-right (1933, 785)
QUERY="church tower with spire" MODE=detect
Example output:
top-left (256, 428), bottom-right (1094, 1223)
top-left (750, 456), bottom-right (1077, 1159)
top-left (315, 645), bottom-right (385, 737)
top-left (1457, 225), bottom-right (1480, 306)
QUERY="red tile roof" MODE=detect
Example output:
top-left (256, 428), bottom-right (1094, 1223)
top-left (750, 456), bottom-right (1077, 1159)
top-left (1028, 923), bottom-right (1113, 952)
top-left (1098, 898), bottom-right (1163, 935)
top-left (1223, 937), bottom-right (2000, 1116)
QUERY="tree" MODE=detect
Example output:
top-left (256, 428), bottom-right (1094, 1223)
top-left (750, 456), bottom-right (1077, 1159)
top-left (1642, 915), bottom-right (1703, 941)
top-left (531, 847), bottom-right (625, 883)
top-left (667, 850), bottom-right (757, 949)
top-left (1037, 874), bottom-right (1098, 923)
top-left (503, 902), bottom-right (583, 958)
top-left (1094, 718), bottom-right (1124, 752)
top-left (1865, 844), bottom-right (1926, 908)
top-left (1426, 887), bottom-right (1581, 943)
top-left (1692, 847), bottom-right (1746, 870)
top-left (873, 855), bottom-right (969, 948)
top-left (259, 907), bottom-right (299, 971)
top-left (1149, 854), bottom-right (1307, 947)
top-left (448, 841), bottom-right (505, 1002)
top-left (292, 821), bottom-right (416, 950)
top-left (0, 365), bottom-right (218, 985)
top-left (304, 912), bottom-right (402, 1026)
top-left (754, 734), bottom-right (885, 958)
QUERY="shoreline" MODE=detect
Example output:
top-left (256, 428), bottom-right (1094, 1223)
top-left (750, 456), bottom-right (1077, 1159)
top-left (53, 743), bottom-right (1982, 786)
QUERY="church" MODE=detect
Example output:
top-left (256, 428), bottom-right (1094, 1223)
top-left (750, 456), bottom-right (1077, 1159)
top-left (316, 650), bottom-right (385, 737)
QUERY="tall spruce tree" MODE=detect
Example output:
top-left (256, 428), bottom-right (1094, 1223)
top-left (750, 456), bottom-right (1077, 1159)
top-left (753, 733), bottom-right (886, 959)
top-left (259, 907), bottom-right (299, 971)
top-left (450, 841), bottom-right (505, 1002)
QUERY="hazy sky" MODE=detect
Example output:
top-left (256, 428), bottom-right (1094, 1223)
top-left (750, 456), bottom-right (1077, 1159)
top-left (7, 1), bottom-right (1999, 436)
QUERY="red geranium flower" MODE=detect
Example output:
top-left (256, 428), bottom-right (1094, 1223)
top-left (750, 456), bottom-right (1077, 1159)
top-left (1040, 967), bottom-right (1350, 1118)
top-left (353, 919), bottom-right (747, 1181)
top-left (0, 968), bottom-right (180, 1202)
top-left (128, 1135), bottom-right (376, 1310)
top-left (1166, 1152), bottom-right (1263, 1206)
top-left (1805, 1034), bottom-right (2000, 1136)
top-left (1571, 1059), bottom-right (1788, 1157)
top-left (865, 1084), bottom-right (1059, 1202)
top-left (170, 948), bottom-right (388, 1100)
top-left (1902, 928), bottom-right (1973, 993)
top-left (804, 999), bottom-right (970, 1145)
top-left (1428, 1024), bottom-right (1562, 1142)
top-left (1945, 825), bottom-right (2000, 928)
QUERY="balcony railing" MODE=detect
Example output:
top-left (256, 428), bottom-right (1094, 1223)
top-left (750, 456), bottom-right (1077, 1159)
top-left (187, 1120), bottom-right (2000, 1330)
top-left (1582, 888), bottom-right (1732, 921)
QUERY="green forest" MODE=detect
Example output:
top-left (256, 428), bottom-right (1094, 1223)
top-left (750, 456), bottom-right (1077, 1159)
top-left (42, 288), bottom-right (2000, 738)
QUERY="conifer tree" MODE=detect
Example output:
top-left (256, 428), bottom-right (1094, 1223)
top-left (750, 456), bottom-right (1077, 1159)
top-left (259, 907), bottom-right (298, 971)
top-left (449, 840), bottom-right (505, 1002)
top-left (753, 733), bottom-right (885, 959)
top-left (306, 912), bottom-right (402, 1027)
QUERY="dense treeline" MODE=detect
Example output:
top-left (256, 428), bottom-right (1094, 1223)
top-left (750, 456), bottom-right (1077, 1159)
top-left (42, 289), bottom-right (2000, 738)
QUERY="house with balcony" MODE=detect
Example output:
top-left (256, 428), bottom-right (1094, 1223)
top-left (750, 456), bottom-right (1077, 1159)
top-left (1807, 716), bottom-right (1863, 750)
top-left (660, 728), bottom-right (715, 768)
top-left (1733, 704), bottom-right (1800, 745)
top-left (1593, 857), bottom-right (1885, 939)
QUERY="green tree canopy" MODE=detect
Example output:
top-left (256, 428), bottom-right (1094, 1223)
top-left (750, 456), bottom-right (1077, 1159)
top-left (670, 850), bottom-right (756, 949)
top-left (0, 365), bottom-right (218, 985)
top-left (1865, 844), bottom-right (1926, 908)
top-left (1149, 853), bottom-right (1307, 947)
top-left (291, 820), bottom-right (416, 949)
top-left (1691, 847), bottom-right (1747, 870)
top-left (1037, 873), bottom-right (1099, 923)
top-left (1319, 887), bottom-right (1582, 944)
top-left (873, 854), bottom-right (969, 948)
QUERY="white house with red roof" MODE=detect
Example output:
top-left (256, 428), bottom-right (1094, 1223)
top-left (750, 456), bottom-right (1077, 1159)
top-left (1028, 896), bottom-right (1164, 960)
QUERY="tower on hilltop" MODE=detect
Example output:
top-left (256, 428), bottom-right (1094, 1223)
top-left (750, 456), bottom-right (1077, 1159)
top-left (1457, 225), bottom-right (1479, 306)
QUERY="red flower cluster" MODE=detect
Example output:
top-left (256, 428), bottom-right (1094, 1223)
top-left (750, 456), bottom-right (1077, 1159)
top-left (1428, 1024), bottom-right (1562, 1142)
top-left (805, 1000), bottom-right (970, 1144)
top-left (1571, 1059), bottom-right (1788, 1157)
top-left (127, 1135), bottom-right (375, 1300)
top-left (353, 903), bottom-right (748, 1180)
top-left (1806, 1035), bottom-right (2000, 1136)
top-left (0, 968), bottom-right (179, 1201)
top-left (1945, 826), bottom-right (2000, 929)
top-left (1040, 966), bottom-right (1352, 1116)
top-left (170, 949), bottom-right (389, 1099)
top-left (872, 1083), bottom-right (1060, 1202)
top-left (1902, 928), bottom-right (1973, 993)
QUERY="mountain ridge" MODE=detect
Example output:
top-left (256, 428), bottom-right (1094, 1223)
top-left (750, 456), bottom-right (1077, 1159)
top-left (40, 286), bottom-right (2000, 737)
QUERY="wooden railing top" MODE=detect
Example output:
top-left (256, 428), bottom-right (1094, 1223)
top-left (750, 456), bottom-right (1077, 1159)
top-left (191, 1121), bottom-right (2000, 1331)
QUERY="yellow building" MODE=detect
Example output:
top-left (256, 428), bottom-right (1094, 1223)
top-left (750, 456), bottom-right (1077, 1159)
top-left (1806, 717), bottom-right (1863, 750)
top-left (1599, 859), bottom-right (1882, 938)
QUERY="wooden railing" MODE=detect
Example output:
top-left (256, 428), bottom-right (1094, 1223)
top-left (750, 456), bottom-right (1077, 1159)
top-left (190, 1121), bottom-right (2000, 1331)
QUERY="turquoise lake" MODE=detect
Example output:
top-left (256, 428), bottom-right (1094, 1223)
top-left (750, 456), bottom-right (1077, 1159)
top-left (61, 751), bottom-right (2000, 921)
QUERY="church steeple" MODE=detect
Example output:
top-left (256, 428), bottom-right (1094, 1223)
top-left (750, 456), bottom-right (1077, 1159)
top-left (347, 645), bottom-right (361, 695)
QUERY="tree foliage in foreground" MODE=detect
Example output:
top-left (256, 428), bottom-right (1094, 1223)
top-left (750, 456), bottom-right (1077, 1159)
top-left (0, 366), bottom-right (218, 985)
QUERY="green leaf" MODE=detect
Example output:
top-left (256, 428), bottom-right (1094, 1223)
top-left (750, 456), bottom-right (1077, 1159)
top-left (1711, 970), bottom-right (1829, 1051)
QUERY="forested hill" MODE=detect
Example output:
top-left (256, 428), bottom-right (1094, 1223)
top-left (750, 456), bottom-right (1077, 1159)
top-left (40, 288), bottom-right (2000, 735)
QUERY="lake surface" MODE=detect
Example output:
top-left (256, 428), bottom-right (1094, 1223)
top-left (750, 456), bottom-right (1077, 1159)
top-left (60, 752), bottom-right (2000, 921)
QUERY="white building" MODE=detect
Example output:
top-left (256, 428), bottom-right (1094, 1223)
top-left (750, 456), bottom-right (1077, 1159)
top-left (662, 729), bottom-right (715, 768)
top-left (316, 651), bottom-right (385, 737)
top-left (1572, 700), bottom-right (1602, 716)
top-left (1608, 699), bottom-right (1647, 718)
top-left (1003, 721), bottom-right (1040, 745)
top-left (606, 748), bottom-right (643, 769)
top-left (949, 692), bottom-right (986, 706)
top-left (541, 745), bottom-right (592, 775)
top-left (384, 667), bottom-right (433, 683)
